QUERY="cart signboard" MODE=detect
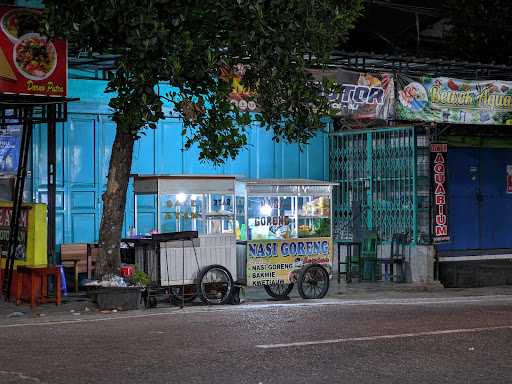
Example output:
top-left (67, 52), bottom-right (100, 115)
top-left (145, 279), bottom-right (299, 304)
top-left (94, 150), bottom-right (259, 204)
top-left (0, 6), bottom-right (67, 97)
top-left (246, 237), bottom-right (333, 286)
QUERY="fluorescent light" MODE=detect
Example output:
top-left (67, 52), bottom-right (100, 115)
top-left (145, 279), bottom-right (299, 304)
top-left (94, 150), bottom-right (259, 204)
top-left (176, 193), bottom-right (187, 203)
top-left (260, 204), bottom-right (272, 216)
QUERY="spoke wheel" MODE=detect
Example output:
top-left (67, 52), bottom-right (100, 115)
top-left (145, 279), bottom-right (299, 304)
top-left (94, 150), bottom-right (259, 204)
top-left (198, 265), bottom-right (233, 305)
top-left (264, 283), bottom-right (294, 300)
top-left (298, 264), bottom-right (329, 299)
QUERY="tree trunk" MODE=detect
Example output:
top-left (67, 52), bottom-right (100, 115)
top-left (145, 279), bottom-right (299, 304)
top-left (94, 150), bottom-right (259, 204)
top-left (96, 127), bottom-right (136, 278)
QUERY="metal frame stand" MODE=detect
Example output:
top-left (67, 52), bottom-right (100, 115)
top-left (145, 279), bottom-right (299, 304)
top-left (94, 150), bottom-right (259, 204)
top-left (0, 98), bottom-right (72, 301)
top-left (2, 108), bottom-right (32, 299)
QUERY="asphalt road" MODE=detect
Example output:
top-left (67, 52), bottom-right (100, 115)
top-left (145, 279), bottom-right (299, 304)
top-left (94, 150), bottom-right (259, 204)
top-left (1, 296), bottom-right (512, 384)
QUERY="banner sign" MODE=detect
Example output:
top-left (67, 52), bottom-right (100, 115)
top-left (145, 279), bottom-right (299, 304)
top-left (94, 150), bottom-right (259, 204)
top-left (0, 6), bottom-right (67, 97)
top-left (246, 237), bottom-right (332, 286)
top-left (397, 74), bottom-right (512, 125)
top-left (0, 206), bottom-right (28, 260)
top-left (0, 125), bottom-right (20, 175)
top-left (309, 69), bottom-right (395, 120)
top-left (431, 143), bottom-right (450, 243)
top-left (219, 63), bottom-right (258, 112)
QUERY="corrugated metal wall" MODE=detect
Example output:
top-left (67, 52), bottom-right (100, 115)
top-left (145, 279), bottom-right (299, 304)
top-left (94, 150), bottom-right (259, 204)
top-left (31, 79), bottom-right (330, 246)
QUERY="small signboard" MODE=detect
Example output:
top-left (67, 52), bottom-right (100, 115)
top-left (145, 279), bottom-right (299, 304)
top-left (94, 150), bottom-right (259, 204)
top-left (431, 143), bottom-right (450, 243)
top-left (0, 6), bottom-right (67, 97)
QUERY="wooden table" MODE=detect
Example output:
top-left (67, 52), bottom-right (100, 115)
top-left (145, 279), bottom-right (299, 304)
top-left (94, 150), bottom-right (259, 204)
top-left (16, 265), bottom-right (61, 308)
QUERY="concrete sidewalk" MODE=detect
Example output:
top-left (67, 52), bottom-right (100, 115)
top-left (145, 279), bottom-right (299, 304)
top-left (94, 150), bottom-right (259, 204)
top-left (1, 280), bottom-right (512, 323)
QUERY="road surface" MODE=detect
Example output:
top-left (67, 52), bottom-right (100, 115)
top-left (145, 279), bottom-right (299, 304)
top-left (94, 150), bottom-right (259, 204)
top-left (1, 295), bottom-right (512, 383)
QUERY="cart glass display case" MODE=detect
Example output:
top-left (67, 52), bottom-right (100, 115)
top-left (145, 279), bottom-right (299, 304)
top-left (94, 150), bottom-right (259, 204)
top-left (239, 181), bottom-right (333, 241)
top-left (133, 175), bottom-right (236, 236)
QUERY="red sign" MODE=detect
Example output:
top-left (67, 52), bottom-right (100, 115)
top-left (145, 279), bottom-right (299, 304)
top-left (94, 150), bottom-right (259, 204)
top-left (431, 143), bottom-right (450, 243)
top-left (0, 6), bottom-right (66, 97)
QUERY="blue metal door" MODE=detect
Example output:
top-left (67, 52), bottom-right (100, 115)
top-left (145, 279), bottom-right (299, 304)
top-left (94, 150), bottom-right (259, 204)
top-left (440, 147), bottom-right (512, 251)
top-left (479, 148), bottom-right (512, 249)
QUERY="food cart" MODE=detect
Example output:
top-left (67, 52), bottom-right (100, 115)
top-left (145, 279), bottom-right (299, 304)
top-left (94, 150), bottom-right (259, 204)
top-left (236, 179), bottom-right (336, 300)
top-left (130, 175), bottom-right (335, 305)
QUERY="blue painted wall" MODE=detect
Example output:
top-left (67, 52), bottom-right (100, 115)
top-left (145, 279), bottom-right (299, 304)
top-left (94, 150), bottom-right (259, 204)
top-left (31, 79), bottom-right (330, 245)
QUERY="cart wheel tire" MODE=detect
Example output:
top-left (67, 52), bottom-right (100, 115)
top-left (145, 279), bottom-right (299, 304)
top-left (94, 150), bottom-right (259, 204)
top-left (297, 264), bottom-right (329, 299)
top-left (197, 265), bottom-right (233, 305)
top-left (169, 285), bottom-right (198, 305)
top-left (264, 283), bottom-right (294, 300)
top-left (229, 286), bottom-right (241, 305)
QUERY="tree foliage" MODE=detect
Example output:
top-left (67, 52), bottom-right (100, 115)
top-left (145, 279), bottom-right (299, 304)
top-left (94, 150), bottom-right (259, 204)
top-left (44, 0), bottom-right (362, 162)
top-left (445, 0), bottom-right (512, 65)
top-left (42, 0), bottom-right (363, 276)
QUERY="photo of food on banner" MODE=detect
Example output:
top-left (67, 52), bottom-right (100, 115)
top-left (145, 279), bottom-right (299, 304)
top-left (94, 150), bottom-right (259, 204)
top-left (307, 68), bottom-right (395, 123)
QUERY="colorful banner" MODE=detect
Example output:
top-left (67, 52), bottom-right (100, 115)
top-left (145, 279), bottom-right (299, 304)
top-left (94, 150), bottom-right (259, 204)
top-left (0, 125), bottom-right (20, 174)
top-left (246, 237), bottom-right (332, 286)
top-left (0, 6), bottom-right (67, 97)
top-left (309, 69), bottom-right (395, 120)
top-left (431, 143), bottom-right (450, 243)
top-left (219, 63), bottom-right (258, 112)
top-left (396, 74), bottom-right (512, 125)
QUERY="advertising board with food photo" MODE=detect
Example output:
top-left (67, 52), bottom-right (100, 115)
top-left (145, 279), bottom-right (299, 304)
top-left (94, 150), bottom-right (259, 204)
top-left (396, 74), bottom-right (512, 125)
top-left (0, 6), bottom-right (66, 97)
top-left (308, 68), bottom-right (395, 122)
top-left (246, 238), bottom-right (332, 286)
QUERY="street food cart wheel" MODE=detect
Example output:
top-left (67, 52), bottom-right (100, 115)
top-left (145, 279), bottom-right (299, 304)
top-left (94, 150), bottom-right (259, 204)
top-left (297, 264), bottom-right (329, 299)
top-left (264, 284), bottom-right (294, 300)
top-left (197, 264), bottom-right (233, 305)
top-left (169, 285), bottom-right (198, 304)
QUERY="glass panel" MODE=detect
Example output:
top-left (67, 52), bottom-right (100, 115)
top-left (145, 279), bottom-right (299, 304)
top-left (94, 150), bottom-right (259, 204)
top-left (235, 195), bottom-right (246, 240)
top-left (247, 196), bottom-right (297, 240)
top-left (205, 193), bottom-right (235, 234)
top-left (159, 194), bottom-right (204, 233)
top-left (298, 196), bottom-right (331, 238)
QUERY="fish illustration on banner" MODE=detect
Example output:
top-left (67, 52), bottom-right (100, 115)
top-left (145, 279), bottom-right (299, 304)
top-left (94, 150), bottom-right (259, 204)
top-left (396, 74), bottom-right (512, 125)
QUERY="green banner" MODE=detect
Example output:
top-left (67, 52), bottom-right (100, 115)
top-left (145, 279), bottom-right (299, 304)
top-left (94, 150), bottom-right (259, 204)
top-left (396, 75), bottom-right (512, 125)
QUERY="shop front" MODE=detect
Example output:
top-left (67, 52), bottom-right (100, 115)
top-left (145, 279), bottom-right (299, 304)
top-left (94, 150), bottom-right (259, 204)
top-left (435, 139), bottom-right (512, 287)
top-left (395, 75), bottom-right (512, 287)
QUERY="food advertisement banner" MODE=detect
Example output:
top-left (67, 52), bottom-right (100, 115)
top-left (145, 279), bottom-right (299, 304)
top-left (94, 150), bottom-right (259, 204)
top-left (246, 237), bottom-right (332, 286)
top-left (308, 69), bottom-right (395, 120)
top-left (397, 74), bottom-right (512, 125)
top-left (431, 143), bottom-right (450, 243)
top-left (0, 6), bottom-right (66, 97)
top-left (0, 125), bottom-right (20, 174)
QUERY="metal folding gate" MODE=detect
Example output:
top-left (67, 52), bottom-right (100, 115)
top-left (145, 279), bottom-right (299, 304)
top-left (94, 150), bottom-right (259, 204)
top-left (330, 127), bottom-right (417, 243)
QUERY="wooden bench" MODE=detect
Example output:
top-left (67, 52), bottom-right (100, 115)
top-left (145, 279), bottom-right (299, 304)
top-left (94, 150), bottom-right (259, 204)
top-left (60, 243), bottom-right (98, 293)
